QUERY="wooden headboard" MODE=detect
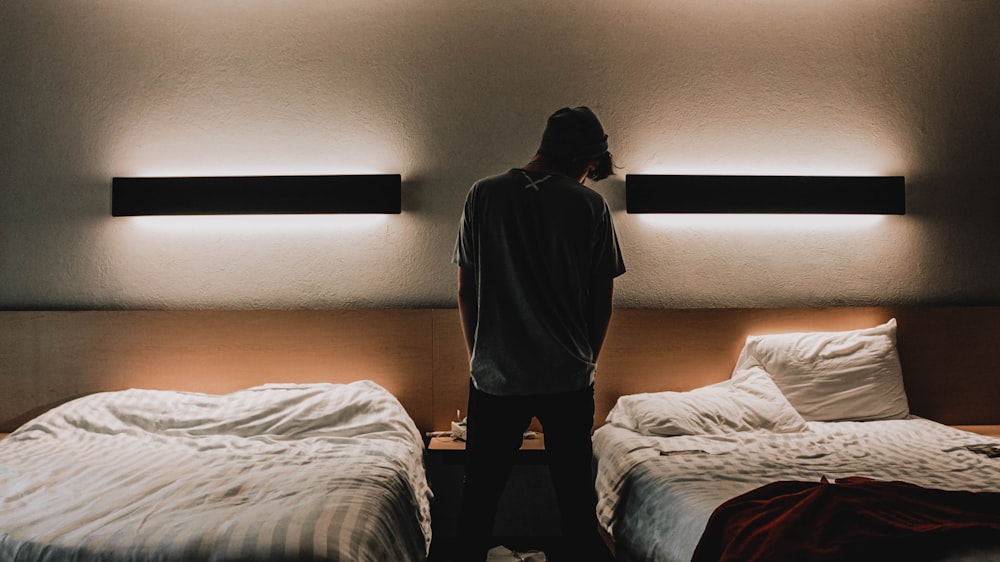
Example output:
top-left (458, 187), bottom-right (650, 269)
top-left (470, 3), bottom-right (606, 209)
top-left (432, 307), bottom-right (1000, 430)
top-left (0, 310), bottom-right (434, 432)
top-left (2, 307), bottom-right (998, 434)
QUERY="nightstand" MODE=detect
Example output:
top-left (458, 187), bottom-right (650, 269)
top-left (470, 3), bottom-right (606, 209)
top-left (952, 425), bottom-right (1000, 439)
top-left (427, 434), bottom-right (546, 456)
top-left (425, 434), bottom-right (559, 560)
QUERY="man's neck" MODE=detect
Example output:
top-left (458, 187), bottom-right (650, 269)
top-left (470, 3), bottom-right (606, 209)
top-left (522, 154), bottom-right (587, 184)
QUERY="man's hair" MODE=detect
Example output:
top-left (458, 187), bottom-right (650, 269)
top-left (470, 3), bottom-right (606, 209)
top-left (587, 151), bottom-right (615, 181)
top-left (539, 107), bottom-right (609, 156)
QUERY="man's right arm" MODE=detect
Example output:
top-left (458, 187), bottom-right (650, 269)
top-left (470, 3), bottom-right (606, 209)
top-left (588, 276), bottom-right (615, 362)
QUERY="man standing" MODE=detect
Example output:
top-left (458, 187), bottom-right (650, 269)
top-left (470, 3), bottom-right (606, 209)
top-left (452, 106), bottom-right (625, 561)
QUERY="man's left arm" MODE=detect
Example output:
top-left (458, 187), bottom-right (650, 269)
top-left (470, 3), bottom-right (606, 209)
top-left (457, 266), bottom-right (478, 359)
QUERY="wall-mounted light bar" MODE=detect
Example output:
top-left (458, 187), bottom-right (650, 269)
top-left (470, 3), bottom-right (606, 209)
top-left (625, 175), bottom-right (905, 214)
top-left (111, 174), bottom-right (402, 216)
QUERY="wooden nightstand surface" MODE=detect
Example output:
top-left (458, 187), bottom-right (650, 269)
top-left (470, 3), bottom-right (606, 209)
top-left (0, 433), bottom-right (8, 440)
top-left (428, 434), bottom-right (545, 451)
top-left (952, 425), bottom-right (1000, 439)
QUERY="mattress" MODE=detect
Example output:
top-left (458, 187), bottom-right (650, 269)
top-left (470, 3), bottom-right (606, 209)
top-left (0, 381), bottom-right (432, 562)
top-left (594, 418), bottom-right (1000, 562)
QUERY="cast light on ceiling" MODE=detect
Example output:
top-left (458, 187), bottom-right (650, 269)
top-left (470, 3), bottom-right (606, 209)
top-left (625, 175), bottom-right (905, 215)
top-left (111, 174), bottom-right (402, 216)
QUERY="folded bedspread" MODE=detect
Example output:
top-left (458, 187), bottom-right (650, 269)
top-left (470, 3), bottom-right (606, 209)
top-left (691, 476), bottom-right (1000, 562)
top-left (0, 381), bottom-right (432, 562)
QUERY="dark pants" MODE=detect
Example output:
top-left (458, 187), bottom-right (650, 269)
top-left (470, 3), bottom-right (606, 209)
top-left (456, 382), bottom-right (611, 562)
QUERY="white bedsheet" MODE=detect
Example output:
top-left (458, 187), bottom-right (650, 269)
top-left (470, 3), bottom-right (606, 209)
top-left (0, 381), bottom-right (432, 561)
top-left (594, 417), bottom-right (1000, 562)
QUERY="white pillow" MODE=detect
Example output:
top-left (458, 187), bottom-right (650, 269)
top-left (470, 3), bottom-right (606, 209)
top-left (733, 319), bottom-right (909, 422)
top-left (605, 367), bottom-right (809, 436)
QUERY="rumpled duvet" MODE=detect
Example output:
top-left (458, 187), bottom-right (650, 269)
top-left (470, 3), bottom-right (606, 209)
top-left (594, 418), bottom-right (1000, 562)
top-left (0, 381), bottom-right (432, 562)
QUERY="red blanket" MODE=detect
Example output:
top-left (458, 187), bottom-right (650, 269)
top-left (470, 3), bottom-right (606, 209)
top-left (691, 477), bottom-right (1000, 562)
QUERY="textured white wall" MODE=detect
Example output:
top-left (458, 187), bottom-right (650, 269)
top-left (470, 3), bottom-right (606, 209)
top-left (2, 1), bottom-right (998, 309)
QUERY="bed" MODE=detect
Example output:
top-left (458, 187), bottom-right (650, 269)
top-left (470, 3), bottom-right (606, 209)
top-left (594, 318), bottom-right (1000, 562)
top-left (0, 380), bottom-right (432, 561)
top-left (2, 307), bottom-right (999, 559)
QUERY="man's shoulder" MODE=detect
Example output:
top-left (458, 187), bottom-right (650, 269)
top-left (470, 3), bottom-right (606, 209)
top-left (466, 170), bottom-right (533, 202)
top-left (473, 169), bottom-right (522, 188)
top-left (470, 169), bottom-right (609, 209)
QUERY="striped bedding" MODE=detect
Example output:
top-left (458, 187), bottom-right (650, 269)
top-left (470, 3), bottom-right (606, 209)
top-left (594, 418), bottom-right (1000, 562)
top-left (0, 381), bottom-right (432, 561)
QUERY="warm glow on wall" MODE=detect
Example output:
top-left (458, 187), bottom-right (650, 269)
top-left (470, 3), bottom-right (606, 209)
top-left (635, 213), bottom-right (887, 232)
top-left (126, 214), bottom-right (391, 234)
